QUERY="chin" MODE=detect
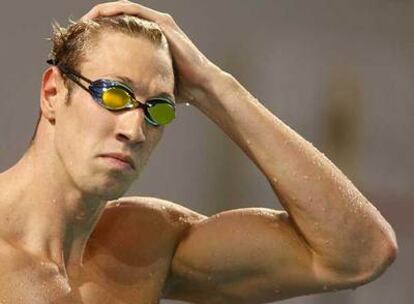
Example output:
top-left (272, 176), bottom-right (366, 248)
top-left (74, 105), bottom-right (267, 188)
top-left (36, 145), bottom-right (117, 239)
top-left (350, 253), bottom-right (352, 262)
top-left (80, 176), bottom-right (134, 201)
top-left (101, 181), bottom-right (133, 200)
top-left (91, 187), bottom-right (128, 201)
top-left (73, 162), bottom-right (142, 200)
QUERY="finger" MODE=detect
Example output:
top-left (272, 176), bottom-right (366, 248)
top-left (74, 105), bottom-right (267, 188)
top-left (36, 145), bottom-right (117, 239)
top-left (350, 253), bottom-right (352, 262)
top-left (81, 1), bottom-right (163, 22)
top-left (81, 2), bottom-right (132, 20)
top-left (81, 3), bottom-right (110, 20)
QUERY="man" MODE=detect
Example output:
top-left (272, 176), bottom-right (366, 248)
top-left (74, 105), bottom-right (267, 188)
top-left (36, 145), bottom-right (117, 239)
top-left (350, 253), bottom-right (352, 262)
top-left (0, 1), bottom-right (397, 303)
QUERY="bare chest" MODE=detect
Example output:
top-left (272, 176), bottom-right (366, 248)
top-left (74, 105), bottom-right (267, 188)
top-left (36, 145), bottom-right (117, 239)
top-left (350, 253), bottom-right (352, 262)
top-left (0, 199), bottom-right (190, 303)
top-left (78, 254), bottom-right (171, 304)
top-left (0, 259), bottom-right (76, 303)
top-left (0, 254), bottom-right (170, 304)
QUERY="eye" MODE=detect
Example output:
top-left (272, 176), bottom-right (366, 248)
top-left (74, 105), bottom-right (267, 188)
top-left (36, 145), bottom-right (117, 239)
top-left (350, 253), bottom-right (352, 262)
top-left (146, 100), bottom-right (176, 126)
top-left (101, 87), bottom-right (131, 109)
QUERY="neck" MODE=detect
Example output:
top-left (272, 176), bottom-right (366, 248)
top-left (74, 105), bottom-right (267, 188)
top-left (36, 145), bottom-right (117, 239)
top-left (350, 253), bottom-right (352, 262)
top-left (0, 144), bottom-right (108, 277)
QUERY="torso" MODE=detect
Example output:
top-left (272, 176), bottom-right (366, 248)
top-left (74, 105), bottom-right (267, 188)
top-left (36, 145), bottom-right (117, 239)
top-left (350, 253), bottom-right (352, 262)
top-left (0, 197), bottom-right (203, 304)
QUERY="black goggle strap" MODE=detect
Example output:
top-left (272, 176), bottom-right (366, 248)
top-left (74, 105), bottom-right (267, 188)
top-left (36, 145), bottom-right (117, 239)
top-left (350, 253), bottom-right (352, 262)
top-left (47, 60), bottom-right (93, 94)
top-left (60, 67), bottom-right (93, 93)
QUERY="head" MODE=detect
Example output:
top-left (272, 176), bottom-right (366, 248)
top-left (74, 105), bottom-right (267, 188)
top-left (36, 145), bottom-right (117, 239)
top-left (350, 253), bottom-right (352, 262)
top-left (35, 15), bottom-right (175, 200)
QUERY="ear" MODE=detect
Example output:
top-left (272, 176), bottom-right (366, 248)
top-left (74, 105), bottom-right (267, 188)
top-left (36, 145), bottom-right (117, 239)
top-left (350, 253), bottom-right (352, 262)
top-left (40, 67), bottom-right (67, 123)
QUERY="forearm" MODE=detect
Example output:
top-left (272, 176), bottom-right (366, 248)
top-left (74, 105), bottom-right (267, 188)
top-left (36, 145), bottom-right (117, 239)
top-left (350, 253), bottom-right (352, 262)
top-left (192, 67), bottom-right (397, 275)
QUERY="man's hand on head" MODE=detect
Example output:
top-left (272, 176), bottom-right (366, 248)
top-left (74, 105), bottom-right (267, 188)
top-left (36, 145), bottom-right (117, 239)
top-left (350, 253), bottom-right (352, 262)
top-left (81, 1), bottom-right (224, 106)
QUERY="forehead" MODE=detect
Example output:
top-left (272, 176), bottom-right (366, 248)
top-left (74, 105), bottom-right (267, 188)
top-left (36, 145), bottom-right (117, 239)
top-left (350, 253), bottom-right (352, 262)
top-left (81, 32), bottom-right (174, 98)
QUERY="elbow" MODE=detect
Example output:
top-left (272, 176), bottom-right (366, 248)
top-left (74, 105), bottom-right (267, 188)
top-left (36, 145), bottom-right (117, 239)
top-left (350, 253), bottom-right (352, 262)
top-left (352, 232), bottom-right (399, 286)
top-left (384, 233), bottom-right (399, 266)
top-left (370, 235), bottom-right (398, 279)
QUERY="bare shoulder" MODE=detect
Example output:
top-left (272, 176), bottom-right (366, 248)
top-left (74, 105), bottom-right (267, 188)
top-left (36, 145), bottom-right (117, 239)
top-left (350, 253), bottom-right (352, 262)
top-left (83, 196), bottom-right (208, 294)
top-left (85, 196), bottom-right (207, 261)
top-left (105, 196), bottom-right (207, 228)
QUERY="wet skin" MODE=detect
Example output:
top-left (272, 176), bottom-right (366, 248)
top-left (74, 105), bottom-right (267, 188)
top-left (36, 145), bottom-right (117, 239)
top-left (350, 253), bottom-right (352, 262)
top-left (0, 197), bottom-right (204, 303)
top-left (0, 2), bottom-right (397, 303)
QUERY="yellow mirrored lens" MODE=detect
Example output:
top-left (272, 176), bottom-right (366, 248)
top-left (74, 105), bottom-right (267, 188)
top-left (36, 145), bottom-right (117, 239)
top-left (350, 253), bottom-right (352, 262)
top-left (148, 103), bottom-right (175, 125)
top-left (102, 88), bottom-right (130, 109)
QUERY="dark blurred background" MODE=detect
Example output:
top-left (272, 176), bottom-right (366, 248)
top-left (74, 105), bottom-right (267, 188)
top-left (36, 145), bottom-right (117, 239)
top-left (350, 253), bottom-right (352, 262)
top-left (0, 0), bottom-right (412, 303)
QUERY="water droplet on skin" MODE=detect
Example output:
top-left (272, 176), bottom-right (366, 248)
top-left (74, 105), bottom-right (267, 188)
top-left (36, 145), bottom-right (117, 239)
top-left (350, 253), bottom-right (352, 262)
top-left (224, 104), bottom-right (234, 113)
top-left (75, 212), bottom-right (86, 221)
top-left (115, 201), bottom-right (121, 207)
top-left (161, 206), bottom-right (167, 210)
top-left (271, 177), bottom-right (278, 183)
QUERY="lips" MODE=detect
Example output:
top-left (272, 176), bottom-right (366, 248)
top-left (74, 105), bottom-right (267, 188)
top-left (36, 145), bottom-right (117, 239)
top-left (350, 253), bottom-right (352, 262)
top-left (99, 153), bottom-right (136, 170)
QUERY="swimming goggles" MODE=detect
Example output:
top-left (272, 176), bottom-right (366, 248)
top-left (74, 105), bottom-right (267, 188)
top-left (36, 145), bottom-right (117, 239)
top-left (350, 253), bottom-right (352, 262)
top-left (47, 59), bottom-right (176, 127)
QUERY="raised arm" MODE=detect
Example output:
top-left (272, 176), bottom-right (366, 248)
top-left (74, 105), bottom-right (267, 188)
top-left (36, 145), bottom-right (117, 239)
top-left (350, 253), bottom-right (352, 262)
top-left (83, 2), bottom-right (397, 303)
top-left (162, 72), bottom-right (397, 302)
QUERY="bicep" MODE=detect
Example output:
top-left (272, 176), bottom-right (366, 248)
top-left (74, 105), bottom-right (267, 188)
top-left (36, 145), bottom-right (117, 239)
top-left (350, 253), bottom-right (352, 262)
top-left (163, 208), bottom-right (355, 303)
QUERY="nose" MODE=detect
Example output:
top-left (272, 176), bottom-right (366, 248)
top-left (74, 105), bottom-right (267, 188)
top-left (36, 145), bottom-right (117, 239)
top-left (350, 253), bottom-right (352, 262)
top-left (115, 108), bottom-right (146, 145)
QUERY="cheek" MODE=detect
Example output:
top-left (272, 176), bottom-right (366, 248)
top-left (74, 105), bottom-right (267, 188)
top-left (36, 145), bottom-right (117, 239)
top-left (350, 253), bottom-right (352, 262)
top-left (54, 92), bottom-right (115, 163)
top-left (136, 127), bottom-right (164, 170)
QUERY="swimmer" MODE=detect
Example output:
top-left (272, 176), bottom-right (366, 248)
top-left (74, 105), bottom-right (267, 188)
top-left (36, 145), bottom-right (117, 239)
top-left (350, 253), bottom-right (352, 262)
top-left (0, 1), bottom-right (397, 303)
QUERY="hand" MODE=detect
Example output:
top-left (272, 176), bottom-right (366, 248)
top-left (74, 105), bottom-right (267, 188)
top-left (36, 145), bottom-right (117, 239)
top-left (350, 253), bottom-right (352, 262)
top-left (81, 0), bottom-right (222, 104)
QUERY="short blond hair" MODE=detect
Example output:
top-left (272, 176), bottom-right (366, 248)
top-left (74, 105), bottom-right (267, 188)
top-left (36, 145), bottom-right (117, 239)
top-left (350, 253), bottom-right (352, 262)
top-left (49, 15), bottom-right (170, 86)
top-left (30, 15), bottom-right (172, 144)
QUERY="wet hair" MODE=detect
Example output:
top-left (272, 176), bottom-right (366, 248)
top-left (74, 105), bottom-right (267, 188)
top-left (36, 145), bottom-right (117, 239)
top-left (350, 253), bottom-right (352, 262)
top-left (30, 15), bottom-right (172, 144)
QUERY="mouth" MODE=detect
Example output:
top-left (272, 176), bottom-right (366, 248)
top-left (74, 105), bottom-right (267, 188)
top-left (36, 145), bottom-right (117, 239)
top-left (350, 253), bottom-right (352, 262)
top-left (99, 153), bottom-right (136, 171)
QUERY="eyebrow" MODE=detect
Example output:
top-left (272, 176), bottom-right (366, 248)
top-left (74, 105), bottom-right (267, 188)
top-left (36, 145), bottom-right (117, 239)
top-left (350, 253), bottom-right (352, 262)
top-left (112, 75), bottom-right (176, 103)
